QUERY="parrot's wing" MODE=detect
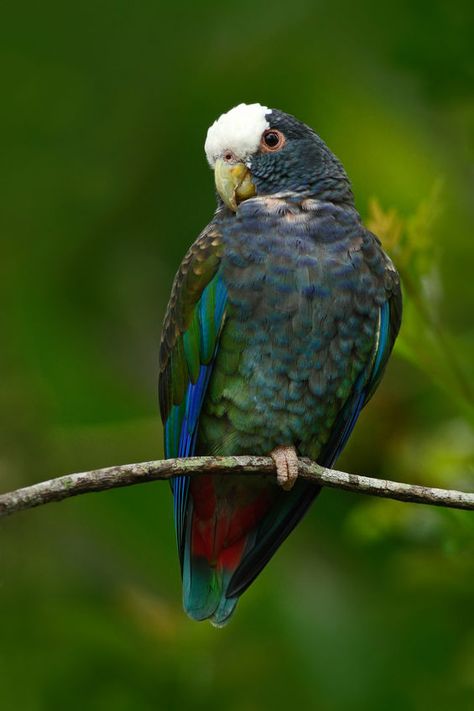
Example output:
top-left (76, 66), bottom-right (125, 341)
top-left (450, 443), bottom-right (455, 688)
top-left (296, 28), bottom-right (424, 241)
top-left (363, 261), bottom-right (403, 403)
top-left (159, 223), bottom-right (227, 564)
top-left (321, 266), bottom-right (402, 465)
top-left (227, 254), bottom-right (402, 600)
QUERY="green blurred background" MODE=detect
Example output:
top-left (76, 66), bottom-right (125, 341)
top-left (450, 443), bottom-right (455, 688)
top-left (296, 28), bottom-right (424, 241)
top-left (1, 1), bottom-right (473, 709)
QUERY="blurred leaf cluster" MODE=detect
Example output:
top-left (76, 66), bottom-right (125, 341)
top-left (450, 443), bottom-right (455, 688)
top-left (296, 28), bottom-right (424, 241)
top-left (369, 193), bottom-right (474, 416)
top-left (1, 0), bottom-right (473, 709)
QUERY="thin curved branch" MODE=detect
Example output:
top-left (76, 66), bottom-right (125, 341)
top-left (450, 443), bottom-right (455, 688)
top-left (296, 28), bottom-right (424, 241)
top-left (0, 456), bottom-right (472, 518)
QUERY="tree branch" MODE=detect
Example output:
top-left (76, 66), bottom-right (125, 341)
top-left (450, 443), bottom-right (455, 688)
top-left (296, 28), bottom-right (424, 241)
top-left (0, 456), bottom-right (472, 518)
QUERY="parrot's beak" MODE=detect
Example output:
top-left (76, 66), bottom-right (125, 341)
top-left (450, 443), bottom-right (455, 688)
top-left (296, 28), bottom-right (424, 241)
top-left (214, 159), bottom-right (256, 212)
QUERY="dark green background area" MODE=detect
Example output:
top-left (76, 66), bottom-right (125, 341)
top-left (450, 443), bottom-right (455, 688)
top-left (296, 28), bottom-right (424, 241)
top-left (1, 1), bottom-right (473, 709)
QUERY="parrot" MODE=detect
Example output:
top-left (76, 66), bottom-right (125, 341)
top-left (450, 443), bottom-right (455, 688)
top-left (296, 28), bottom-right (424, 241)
top-left (158, 103), bottom-right (402, 626)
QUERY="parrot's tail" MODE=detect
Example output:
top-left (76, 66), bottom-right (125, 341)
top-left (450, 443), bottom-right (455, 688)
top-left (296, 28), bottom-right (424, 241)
top-left (180, 474), bottom-right (320, 626)
top-left (182, 536), bottom-right (244, 627)
top-left (182, 475), bottom-right (256, 626)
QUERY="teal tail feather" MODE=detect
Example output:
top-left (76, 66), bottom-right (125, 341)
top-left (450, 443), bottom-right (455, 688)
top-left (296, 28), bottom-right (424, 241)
top-left (182, 552), bottom-right (240, 626)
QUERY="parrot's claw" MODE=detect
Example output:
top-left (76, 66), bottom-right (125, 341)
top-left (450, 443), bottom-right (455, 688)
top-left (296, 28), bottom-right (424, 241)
top-left (270, 445), bottom-right (299, 491)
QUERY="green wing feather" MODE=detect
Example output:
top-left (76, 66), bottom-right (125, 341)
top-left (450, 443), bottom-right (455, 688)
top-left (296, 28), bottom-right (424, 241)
top-left (159, 224), bottom-right (224, 425)
top-left (158, 223), bottom-right (226, 560)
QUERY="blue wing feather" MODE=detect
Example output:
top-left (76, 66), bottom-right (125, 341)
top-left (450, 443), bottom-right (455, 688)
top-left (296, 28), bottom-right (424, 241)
top-left (165, 274), bottom-right (227, 561)
top-left (372, 300), bottom-right (390, 382)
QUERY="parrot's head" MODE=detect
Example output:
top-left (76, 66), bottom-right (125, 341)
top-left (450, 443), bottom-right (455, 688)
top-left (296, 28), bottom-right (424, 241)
top-left (205, 103), bottom-right (353, 211)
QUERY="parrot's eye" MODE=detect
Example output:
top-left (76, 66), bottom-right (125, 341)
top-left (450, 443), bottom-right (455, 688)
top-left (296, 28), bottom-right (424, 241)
top-left (261, 129), bottom-right (285, 152)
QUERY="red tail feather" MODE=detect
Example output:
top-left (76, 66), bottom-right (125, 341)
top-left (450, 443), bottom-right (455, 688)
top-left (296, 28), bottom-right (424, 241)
top-left (190, 475), bottom-right (273, 571)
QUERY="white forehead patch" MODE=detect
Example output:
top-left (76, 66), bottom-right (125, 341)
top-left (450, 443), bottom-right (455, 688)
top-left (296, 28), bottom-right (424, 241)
top-left (205, 103), bottom-right (271, 166)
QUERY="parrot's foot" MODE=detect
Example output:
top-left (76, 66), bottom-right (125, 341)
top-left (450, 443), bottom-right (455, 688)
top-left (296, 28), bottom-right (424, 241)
top-left (270, 445), bottom-right (299, 491)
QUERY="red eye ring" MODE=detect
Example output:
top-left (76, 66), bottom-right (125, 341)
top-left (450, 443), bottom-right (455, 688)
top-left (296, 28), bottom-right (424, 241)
top-left (261, 129), bottom-right (285, 152)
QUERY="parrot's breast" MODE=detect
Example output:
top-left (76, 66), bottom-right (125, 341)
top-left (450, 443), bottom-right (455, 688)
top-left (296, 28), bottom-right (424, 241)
top-left (197, 198), bottom-right (385, 459)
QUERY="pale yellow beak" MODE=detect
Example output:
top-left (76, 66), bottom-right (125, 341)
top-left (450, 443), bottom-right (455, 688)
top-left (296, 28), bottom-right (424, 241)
top-left (214, 159), bottom-right (256, 212)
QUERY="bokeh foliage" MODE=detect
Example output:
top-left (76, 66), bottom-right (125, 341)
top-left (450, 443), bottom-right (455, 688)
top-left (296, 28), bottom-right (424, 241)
top-left (1, 1), bottom-right (473, 709)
